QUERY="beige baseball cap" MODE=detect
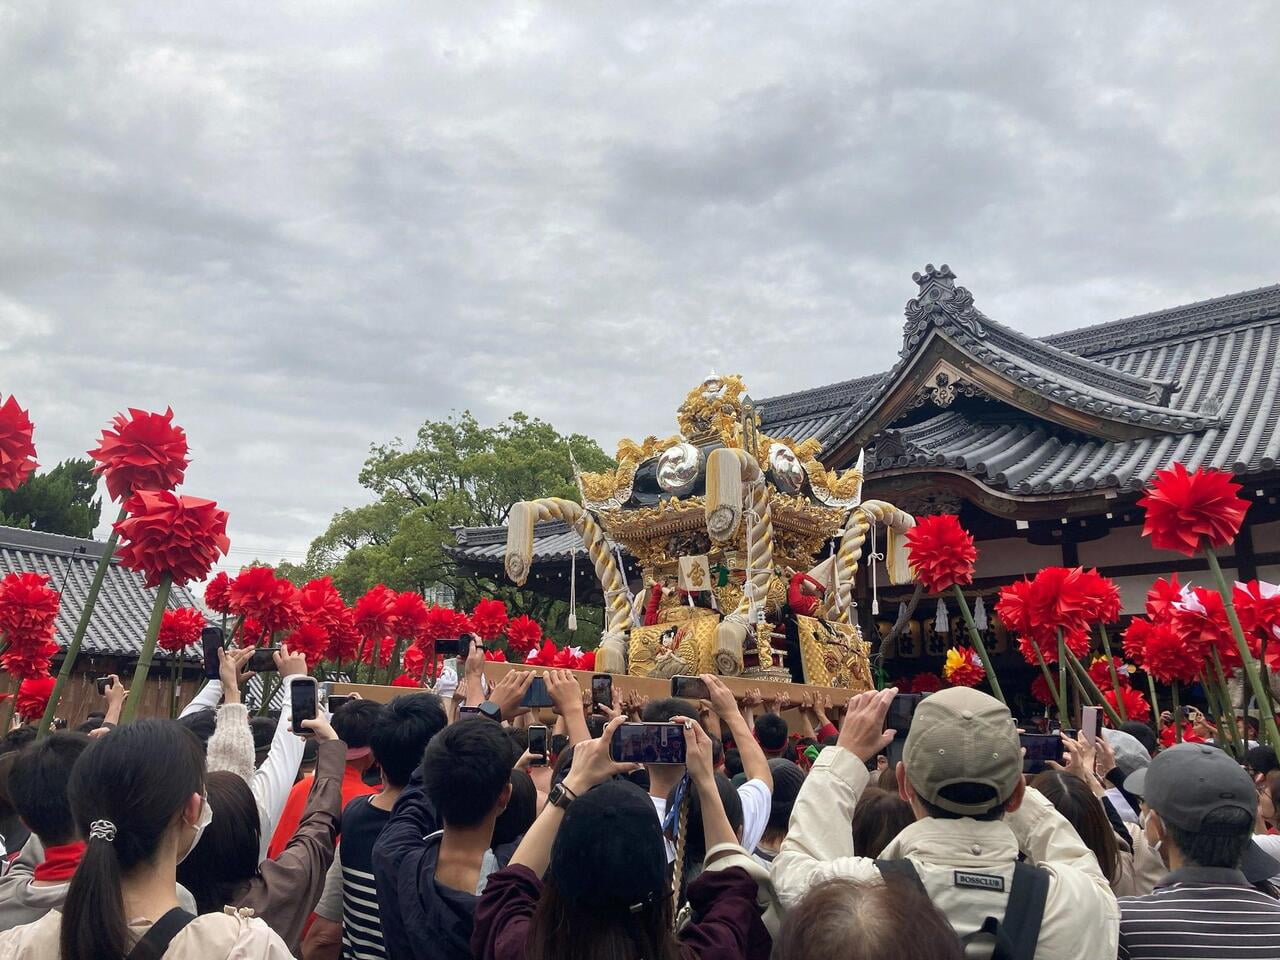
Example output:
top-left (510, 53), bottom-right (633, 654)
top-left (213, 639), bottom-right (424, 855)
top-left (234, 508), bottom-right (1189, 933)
top-left (902, 687), bottom-right (1022, 816)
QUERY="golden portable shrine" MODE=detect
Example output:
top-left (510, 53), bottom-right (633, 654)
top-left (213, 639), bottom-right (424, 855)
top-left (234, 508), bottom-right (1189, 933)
top-left (502, 376), bottom-right (917, 693)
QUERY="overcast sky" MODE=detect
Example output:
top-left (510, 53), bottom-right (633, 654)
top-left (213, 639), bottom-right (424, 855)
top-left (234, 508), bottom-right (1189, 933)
top-left (2, 2), bottom-right (1278, 576)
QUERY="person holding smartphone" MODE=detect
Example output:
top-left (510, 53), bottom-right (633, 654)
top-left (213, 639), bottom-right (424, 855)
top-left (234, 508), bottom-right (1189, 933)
top-left (699, 673), bottom-right (774, 857)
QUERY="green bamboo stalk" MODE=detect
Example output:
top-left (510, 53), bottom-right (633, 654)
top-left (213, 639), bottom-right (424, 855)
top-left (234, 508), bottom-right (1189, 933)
top-left (120, 576), bottom-right (173, 724)
top-left (1056, 629), bottom-right (1069, 719)
top-left (1209, 648), bottom-right (1244, 757)
top-left (1204, 548), bottom-right (1280, 749)
top-left (1062, 649), bottom-right (1124, 727)
top-left (38, 506), bottom-right (128, 737)
top-left (951, 586), bottom-right (1004, 705)
top-left (1145, 671), bottom-right (1160, 727)
top-left (168, 659), bottom-right (179, 719)
top-left (1199, 667), bottom-right (1234, 758)
top-left (1097, 624), bottom-right (1127, 722)
top-left (1030, 639), bottom-right (1068, 720)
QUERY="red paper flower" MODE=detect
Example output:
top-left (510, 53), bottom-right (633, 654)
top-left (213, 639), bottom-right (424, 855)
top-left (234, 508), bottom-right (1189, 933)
top-left (353, 585), bottom-right (397, 639)
top-left (505, 615), bottom-right (542, 658)
top-left (1088, 655), bottom-right (1129, 691)
top-left (1, 630), bottom-right (58, 680)
top-left (422, 606), bottom-right (455, 642)
top-left (904, 515), bottom-right (977, 594)
top-left (1104, 686), bottom-right (1151, 725)
top-left (324, 611), bottom-right (359, 663)
top-left (391, 673), bottom-right (420, 688)
top-left (909, 672), bottom-right (943, 694)
top-left (1077, 569), bottom-right (1121, 625)
top-left (1233, 580), bottom-right (1280, 647)
top-left (88, 407), bottom-right (189, 503)
top-left (1145, 575), bottom-right (1184, 624)
top-left (229, 567), bottom-right (300, 639)
top-left (943, 647), bottom-right (985, 688)
top-left (0, 572), bottom-right (60, 638)
top-left (0, 395), bottom-right (38, 491)
top-left (157, 607), bottom-right (206, 653)
top-left (361, 635), bottom-right (394, 667)
top-left (285, 622), bottom-right (329, 669)
top-left (575, 650), bottom-right (596, 671)
top-left (402, 643), bottom-right (427, 676)
top-left (524, 639), bottom-right (559, 667)
top-left (446, 610), bottom-right (473, 639)
top-left (1141, 620), bottom-right (1204, 685)
top-left (113, 490), bottom-right (230, 588)
top-left (204, 572), bottom-right (233, 615)
top-left (15, 675), bottom-right (55, 722)
top-left (1017, 627), bottom-right (1090, 667)
top-left (1122, 617), bottom-right (1152, 666)
top-left (1172, 586), bottom-right (1247, 669)
top-left (470, 599), bottom-right (509, 641)
top-left (1030, 670), bottom-right (1059, 707)
top-left (390, 592), bottom-right (431, 641)
top-left (996, 579), bottom-right (1037, 637)
top-left (484, 649), bottom-right (508, 663)
top-left (1159, 722), bottom-right (1206, 748)
top-left (1138, 462), bottom-right (1249, 556)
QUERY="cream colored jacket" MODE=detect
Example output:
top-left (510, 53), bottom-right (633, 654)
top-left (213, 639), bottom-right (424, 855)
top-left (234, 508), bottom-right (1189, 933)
top-left (0, 907), bottom-right (294, 959)
top-left (771, 747), bottom-right (1120, 960)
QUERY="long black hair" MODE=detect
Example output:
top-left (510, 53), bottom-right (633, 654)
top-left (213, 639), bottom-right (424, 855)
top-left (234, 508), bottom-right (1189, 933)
top-left (176, 771), bottom-right (260, 915)
top-left (62, 720), bottom-right (205, 960)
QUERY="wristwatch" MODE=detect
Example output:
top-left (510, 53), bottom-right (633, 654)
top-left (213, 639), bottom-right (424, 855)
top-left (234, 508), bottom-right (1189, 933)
top-left (547, 780), bottom-right (578, 811)
top-left (478, 701), bottom-right (502, 722)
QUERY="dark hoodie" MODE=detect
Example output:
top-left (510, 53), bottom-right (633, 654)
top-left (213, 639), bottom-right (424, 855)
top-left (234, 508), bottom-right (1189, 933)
top-left (372, 771), bottom-right (516, 960)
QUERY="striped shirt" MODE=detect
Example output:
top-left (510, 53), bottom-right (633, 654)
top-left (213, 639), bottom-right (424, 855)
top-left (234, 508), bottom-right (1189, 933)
top-left (1119, 866), bottom-right (1280, 960)
top-left (339, 796), bottom-right (392, 960)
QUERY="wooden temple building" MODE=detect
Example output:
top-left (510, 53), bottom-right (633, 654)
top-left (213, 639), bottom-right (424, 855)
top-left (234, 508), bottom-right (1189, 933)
top-left (449, 267), bottom-right (1280, 710)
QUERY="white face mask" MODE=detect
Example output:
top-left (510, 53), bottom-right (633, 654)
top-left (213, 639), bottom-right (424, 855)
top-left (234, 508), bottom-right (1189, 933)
top-left (177, 795), bottom-right (213, 864)
top-left (1139, 810), bottom-right (1163, 856)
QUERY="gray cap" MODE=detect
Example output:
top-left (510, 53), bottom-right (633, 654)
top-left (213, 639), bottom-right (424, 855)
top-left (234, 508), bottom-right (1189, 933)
top-left (1101, 728), bottom-right (1150, 777)
top-left (1126, 742), bottom-right (1256, 832)
top-left (902, 687), bottom-right (1022, 816)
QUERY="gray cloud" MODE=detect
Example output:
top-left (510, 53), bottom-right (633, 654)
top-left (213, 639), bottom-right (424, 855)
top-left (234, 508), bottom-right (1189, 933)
top-left (0, 1), bottom-right (1277, 574)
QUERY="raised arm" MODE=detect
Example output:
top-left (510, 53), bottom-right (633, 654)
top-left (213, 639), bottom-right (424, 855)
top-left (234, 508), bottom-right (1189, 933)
top-left (702, 675), bottom-right (771, 791)
top-left (206, 648), bottom-right (256, 784)
top-left (250, 646), bottom-right (307, 858)
top-left (545, 669), bottom-right (589, 745)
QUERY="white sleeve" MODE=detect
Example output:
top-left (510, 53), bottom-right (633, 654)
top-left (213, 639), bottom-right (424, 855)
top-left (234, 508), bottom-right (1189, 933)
top-left (736, 778), bottom-right (773, 855)
top-left (250, 675), bottom-right (304, 862)
top-left (179, 679), bottom-right (223, 718)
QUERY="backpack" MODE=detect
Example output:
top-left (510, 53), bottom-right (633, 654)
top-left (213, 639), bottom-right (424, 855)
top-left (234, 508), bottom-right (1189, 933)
top-left (875, 859), bottom-right (1049, 960)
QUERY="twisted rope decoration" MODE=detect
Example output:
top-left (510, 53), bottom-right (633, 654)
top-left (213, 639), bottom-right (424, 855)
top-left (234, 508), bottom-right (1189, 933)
top-left (824, 500), bottom-right (915, 625)
top-left (505, 498), bottom-right (631, 668)
top-left (671, 788), bottom-right (691, 924)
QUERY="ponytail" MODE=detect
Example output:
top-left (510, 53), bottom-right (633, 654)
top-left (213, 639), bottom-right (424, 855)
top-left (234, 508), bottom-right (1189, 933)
top-left (62, 720), bottom-right (205, 960)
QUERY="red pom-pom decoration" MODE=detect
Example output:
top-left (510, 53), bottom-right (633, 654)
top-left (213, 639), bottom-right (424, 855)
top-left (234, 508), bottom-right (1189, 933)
top-left (0, 395), bottom-right (38, 491)
top-left (904, 515), bottom-right (977, 594)
top-left (157, 607), bottom-right (206, 653)
top-left (88, 407), bottom-right (188, 503)
top-left (470, 599), bottom-right (509, 641)
top-left (113, 490), bottom-right (229, 588)
top-left (1138, 462), bottom-right (1249, 556)
top-left (505, 615), bottom-right (542, 658)
top-left (15, 675), bottom-right (55, 722)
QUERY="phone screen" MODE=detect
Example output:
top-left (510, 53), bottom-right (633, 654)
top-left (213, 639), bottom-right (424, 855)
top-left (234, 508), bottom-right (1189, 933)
top-left (1020, 733), bottom-right (1065, 774)
top-left (291, 679), bottom-right (318, 733)
top-left (528, 724), bottom-right (549, 766)
top-left (328, 694), bottom-right (354, 714)
top-left (247, 647), bottom-right (280, 673)
top-left (1080, 707), bottom-right (1102, 745)
top-left (521, 676), bottom-right (555, 709)
top-left (592, 674), bottom-right (613, 709)
top-left (202, 626), bottom-right (226, 680)
top-left (670, 675), bottom-right (709, 701)
top-left (95, 676), bottom-right (113, 696)
top-left (610, 722), bottom-right (688, 765)
top-left (884, 693), bottom-right (922, 736)
top-left (437, 635), bottom-right (473, 658)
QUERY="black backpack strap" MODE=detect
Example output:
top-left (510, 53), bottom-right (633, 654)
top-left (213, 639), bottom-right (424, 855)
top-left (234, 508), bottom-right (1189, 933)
top-left (875, 858), bottom-right (928, 897)
top-left (996, 862), bottom-right (1050, 960)
top-left (126, 908), bottom-right (196, 960)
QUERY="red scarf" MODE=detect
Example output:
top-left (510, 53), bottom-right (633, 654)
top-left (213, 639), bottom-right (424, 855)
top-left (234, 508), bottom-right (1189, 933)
top-left (32, 842), bottom-right (85, 883)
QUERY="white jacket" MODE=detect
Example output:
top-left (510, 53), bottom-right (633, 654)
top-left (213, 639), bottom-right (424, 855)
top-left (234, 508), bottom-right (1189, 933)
top-left (771, 747), bottom-right (1119, 960)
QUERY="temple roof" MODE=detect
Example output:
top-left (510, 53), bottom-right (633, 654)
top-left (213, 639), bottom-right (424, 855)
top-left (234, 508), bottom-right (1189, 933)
top-left (0, 525), bottom-right (201, 659)
top-left (760, 274), bottom-right (1280, 497)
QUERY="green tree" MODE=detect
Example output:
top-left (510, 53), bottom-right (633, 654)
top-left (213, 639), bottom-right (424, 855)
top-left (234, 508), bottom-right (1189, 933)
top-left (292, 412), bottom-right (615, 644)
top-left (0, 459), bottom-right (103, 538)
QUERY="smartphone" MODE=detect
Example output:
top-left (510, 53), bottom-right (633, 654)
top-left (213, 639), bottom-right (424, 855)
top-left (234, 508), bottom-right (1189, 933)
top-left (610, 722), bottom-right (688, 765)
top-left (95, 676), bottom-right (114, 696)
top-left (436, 634), bottom-right (475, 658)
top-left (520, 675), bottom-right (556, 709)
top-left (247, 647), bottom-right (280, 673)
top-left (528, 724), bottom-right (549, 766)
top-left (1020, 732), bottom-right (1065, 774)
top-left (291, 677), bottom-right (318, 734)
top-left (328, 693), bottom-right (354, 714)
top-left (883, 693), bottom-right (922, 736)
top-left (202, 625), bottom-right (226, 680)
top-left (670, 675), bottom-right (709, 701)
top-left (1080, 706), bottom-right (1102, 745)
top-left (591, 673), bottom-right (613, 710)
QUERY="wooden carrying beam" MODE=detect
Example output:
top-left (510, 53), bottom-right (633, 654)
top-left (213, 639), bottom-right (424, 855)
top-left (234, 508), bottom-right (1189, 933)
top-left (331, 661), bottom-right (862, 706)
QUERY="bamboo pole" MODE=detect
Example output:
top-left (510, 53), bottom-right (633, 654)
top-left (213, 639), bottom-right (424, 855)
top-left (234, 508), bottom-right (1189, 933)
top-left (120, 576), bottom-right (173, 724)
top-left (1205, 549), bottom-right (1280, 748)
top-left (951, 585), bottom-right (1004, 705)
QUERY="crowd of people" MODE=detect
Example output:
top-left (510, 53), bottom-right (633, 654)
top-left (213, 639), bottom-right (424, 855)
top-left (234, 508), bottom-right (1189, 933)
top-left (0, 637), bottom-right (1277, 959)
